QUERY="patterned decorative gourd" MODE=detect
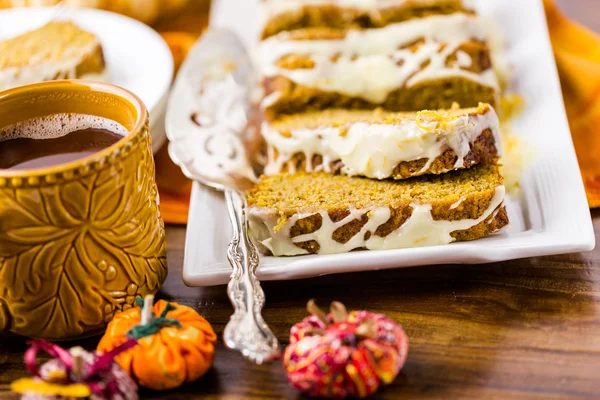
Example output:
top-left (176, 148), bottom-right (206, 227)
top-left (97, 295), bottom-right (217, 391)
top-left (284, 300), bottom-right (409, 398)
top-left (11, 340), bottom-right (138, 400)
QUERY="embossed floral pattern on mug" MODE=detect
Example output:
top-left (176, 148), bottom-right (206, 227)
top-left (0, 82), bottom-right (167, 339)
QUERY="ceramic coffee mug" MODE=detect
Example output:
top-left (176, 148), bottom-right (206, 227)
top-left (0, 81), bottom-right (167, 340)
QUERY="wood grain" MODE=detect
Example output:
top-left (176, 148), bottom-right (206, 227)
top-left (1, 1), bottom-right (600, 399)
top-left (0, 210), bottom-right (599, 399)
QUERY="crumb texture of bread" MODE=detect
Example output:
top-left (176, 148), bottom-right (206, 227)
top-left (0, 21), bottom-right (105, 91)
top-left (270, 105), bottom-right (488, 129)
top-left (247, 165), bottom-right (508, 256)
top-left (263, 75), bottom-right (497, 119)
top-left (248, 164), bottom-right (503, 214)
top-left (263, 104), bottom-right (501, 179)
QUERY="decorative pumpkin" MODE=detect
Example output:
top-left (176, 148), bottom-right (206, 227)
top-left (284, 300), bottom-right (409, 398)
top-left (97, 295), bottom-right (217, 391)
top-left (11, 339), bottom-right (138, 400)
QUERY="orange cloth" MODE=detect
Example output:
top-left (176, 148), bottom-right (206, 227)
top-left (544, 0), bottom-right (600, 208)
top-left (156, 1), bottom-right (600, 224)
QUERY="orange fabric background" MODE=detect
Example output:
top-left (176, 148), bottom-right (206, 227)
top-left (544, 0), bottom-right (600, 208)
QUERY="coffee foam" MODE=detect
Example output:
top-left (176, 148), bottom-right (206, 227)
top-left (0, 113), bottom-right (129, 142)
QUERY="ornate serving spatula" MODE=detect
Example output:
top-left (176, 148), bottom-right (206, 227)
top-left (165, 28), bottom-right (280, 364)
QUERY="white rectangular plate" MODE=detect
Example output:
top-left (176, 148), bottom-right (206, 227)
top-left (182, 0), bottom-right (595, 287)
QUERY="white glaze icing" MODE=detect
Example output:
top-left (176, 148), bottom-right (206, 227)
top-left (455, 50), bottom-right (472, 68)
top-left (263, 106), bottom-right (501, 179)
top-left (449, 197), bottom-right (465, 209)
top-left (0, 40), bottom-right (103, 91)
top-left (257, 13), bottom-right (485, 65)
top-left (261, 90), bottom-right (283, 109)
top-left (487, 203), bottom-right (502, 223)
top-left (248, 185), bottom-right (506, 256)
top-left (256, 13), bottom-right (498, 105)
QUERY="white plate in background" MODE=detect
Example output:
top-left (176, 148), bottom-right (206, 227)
top-left (0, 7), bottom-right (173, 152)
top-left (182, 0), bottom-right (595, 286)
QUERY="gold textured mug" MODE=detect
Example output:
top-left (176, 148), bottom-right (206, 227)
top-left (0, 81), bottom-right (167, 340)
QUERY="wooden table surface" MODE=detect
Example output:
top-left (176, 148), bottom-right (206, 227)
top-left (1, 215), bottom-right (600, 400)
top-left (2, 1), bottom-right (600, 399)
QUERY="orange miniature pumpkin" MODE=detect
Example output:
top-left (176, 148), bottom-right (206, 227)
top-left (97, 295), bottom-right (217, 391)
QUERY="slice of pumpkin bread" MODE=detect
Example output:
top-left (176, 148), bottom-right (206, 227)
top-left (263, 103), bottom-right (501, 179)
top-left (259, 0), bottom-right (473, 39)
top-left (0, 21), bottom-right (106, 92)
top-left (257, 14), bottom-right (498, 119)
top-left (247, 164), bottom-right (508, 256)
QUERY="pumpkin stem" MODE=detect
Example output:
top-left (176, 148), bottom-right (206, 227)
top-left (126, 296), bottom-right (182, 340)
top-left (355, 319), bottom-right (377, 339)
top-left (140, 295), bottom-right (155, 326)
top-left (70, 347), bottom-right (85, 382)
top-left (307, 299), bottom-right (329, 326)
top-left (330, 302), bottom-right (348, 323)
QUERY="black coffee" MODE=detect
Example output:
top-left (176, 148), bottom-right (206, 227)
top-left (0, 114), bottom-right (127, 171)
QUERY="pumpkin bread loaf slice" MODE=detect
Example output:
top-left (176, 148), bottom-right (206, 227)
top-left (259, 0), bottom-right (473, 39)
top-left (263, 103), bottom-right (501, 179)
top-left (247, 164), bottom-right (508, 256)
top-left (0, 21), bottom-right (106, 92)
top-left (257, 14), bottom-right (498, 119)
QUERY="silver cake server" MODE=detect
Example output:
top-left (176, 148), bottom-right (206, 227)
top-left (165, 28), bottom-right (280, 364)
